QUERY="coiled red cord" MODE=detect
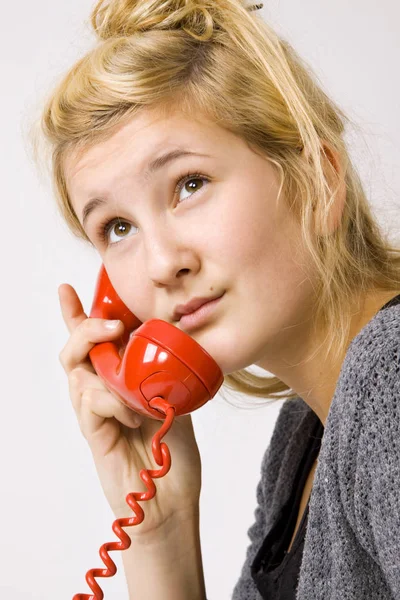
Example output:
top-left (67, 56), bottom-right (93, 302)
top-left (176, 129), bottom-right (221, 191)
top-left (72, 397), bottom-right (176, 600)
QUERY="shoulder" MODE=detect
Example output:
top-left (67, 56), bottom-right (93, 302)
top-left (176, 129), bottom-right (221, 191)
top-left (341, 300), bottom-right (400, 477)
top-left (332, 299), bottom-right (399, 426)
top-left (335, 302), bottom-right (400, 587)
top-left (330, 301), bottom-right (399, 425)
top-left (344, 299), bottom-right (399, 371)
top-left (326, 302), bottom-right (400, 544)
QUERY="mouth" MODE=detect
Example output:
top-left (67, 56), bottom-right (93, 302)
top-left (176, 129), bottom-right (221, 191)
top-left (178, 293), bottom-right (225, 332)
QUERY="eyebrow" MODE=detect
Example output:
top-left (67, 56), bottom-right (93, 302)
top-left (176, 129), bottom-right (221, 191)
top-left (81, 149), bottom-right (211, 230)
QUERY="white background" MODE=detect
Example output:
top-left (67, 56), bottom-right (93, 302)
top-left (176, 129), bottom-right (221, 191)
top-left (1, 1), bottom-right (399, 598)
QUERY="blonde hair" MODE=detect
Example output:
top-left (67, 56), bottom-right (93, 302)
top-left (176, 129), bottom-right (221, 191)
top-left (30, 0), bottom-right (400, 408)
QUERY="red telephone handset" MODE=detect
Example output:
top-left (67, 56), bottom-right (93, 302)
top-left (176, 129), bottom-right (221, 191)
top-left (88, 263), bottom-right (224, 420)
top-left (72, 265), bottom-right (224, 600)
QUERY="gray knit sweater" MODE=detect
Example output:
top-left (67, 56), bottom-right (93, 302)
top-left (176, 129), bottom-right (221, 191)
top-left (232, 299), bottom-right (400, 599)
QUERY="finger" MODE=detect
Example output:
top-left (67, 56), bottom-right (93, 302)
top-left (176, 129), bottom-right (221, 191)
top-left (68, 367), bottom-right (144, 429)
top-left (68, 367), bottom-right (108, 413)
top-left (59, 315), bottom-right (124, 373)
top-left (58, 284), bottom-right (88, 335)
top-left (58, 284), bottom-right (94, 374)
top-left (79, 387), bottom-right (144, 439)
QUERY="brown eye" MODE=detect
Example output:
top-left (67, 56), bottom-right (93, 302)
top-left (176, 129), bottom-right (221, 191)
top-left (112, 221), bottom-right (132, 238)
top-left (175, 174), bottom-right (209, 203)
top-left (184, 178), bottom-right (204, 192)
top-left (98, 219), bottom-right (138, 246)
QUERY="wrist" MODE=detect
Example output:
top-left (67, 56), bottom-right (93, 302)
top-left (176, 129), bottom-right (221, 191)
top-left (126, 505), bottom-right (201, 547)
top-left (121, 507), bottom-right (206, 600)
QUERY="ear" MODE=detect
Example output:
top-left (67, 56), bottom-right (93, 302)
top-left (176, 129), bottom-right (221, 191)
top-left (311, 141), bottom-right (347, 237)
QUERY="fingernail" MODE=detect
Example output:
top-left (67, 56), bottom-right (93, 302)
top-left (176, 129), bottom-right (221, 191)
top-left (104, 320), bottom-right (121, 330)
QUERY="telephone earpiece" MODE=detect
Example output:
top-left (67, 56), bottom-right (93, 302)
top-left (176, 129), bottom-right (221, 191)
top-left (88, 264), bottom-right (224, 420)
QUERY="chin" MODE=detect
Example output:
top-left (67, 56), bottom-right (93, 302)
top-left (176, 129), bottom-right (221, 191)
top-left (189, 330), bottom-right (252, 377)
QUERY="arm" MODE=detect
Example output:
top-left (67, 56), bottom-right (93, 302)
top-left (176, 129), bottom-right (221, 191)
top-left (121, 508), bottom-right (207, 600)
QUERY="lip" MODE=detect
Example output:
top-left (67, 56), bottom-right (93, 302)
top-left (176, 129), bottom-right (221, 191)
top-left (178, 293), bottom-right (225, 332)
top-left (173, 294), bottom-right (224, 321)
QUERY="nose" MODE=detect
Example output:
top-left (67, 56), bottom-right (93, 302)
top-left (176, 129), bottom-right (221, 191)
top-left (143, 223), bottom-right (200, 287)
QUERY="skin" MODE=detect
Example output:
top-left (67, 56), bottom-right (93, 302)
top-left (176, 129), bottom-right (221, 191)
top-left (64, 108), bottom-right (400, 428)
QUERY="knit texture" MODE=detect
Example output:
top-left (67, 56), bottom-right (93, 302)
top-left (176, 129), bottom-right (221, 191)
top-left (232, 301), bottom-right (400, 600)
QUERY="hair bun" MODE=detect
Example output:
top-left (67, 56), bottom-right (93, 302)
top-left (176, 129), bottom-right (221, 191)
top-left (90, 0), bottom-right (263, 42)
top-left (90, 0), bottom-right (218, 42)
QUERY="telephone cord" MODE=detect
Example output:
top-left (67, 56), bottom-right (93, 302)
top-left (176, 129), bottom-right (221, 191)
top-left (72, 397), bottom-right (176, 600)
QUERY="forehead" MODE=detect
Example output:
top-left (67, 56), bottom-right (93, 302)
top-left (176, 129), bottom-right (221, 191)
top-left (64, 110), bottom-right (234, 191)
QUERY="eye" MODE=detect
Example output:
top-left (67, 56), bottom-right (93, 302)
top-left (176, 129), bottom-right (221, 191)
top-left (96, 171), bottom-right (210, 247)
top-left (175, 172), bottom-right (208, 202)
top-left (96, 218), bottom-right (138, 246)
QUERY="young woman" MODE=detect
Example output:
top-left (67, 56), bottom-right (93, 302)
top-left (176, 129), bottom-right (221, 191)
top-left (31, 1), bottom-right (400, 598)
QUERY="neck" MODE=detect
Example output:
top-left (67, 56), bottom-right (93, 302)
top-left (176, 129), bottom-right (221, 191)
top-left (256, 288), bottom-right (400, 426)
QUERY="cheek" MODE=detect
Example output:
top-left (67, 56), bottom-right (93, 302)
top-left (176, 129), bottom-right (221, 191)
top-left (104, 265), bottom-right (153, 323)
top-left (213, 190), bottom-right (310, 308)
top-left (129, 285), bottom-right (154, 323)
top-left (208, 192), bottom-right (282, 270)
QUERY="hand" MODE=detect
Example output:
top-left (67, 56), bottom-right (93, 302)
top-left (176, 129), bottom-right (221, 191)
top-left (58, 283), bottom-right (202, 537)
